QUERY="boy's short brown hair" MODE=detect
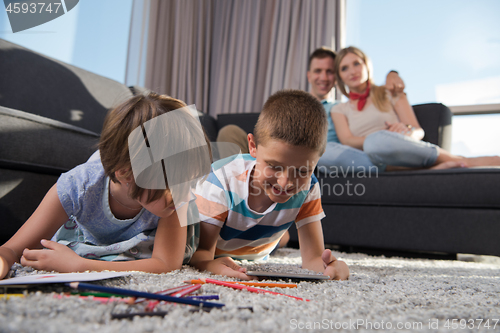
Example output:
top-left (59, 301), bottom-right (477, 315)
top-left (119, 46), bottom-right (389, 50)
top-left (254, 89), bottom-right (327, 155)
top-left (99, 92), bottom-right (211, 203)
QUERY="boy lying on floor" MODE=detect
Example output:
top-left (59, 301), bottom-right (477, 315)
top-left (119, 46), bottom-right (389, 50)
top-left (190, 90), bottom-right (349, 280)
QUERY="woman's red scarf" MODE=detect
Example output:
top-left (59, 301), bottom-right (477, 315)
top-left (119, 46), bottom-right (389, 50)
top-left (349, 81), bottom-right (370, 111)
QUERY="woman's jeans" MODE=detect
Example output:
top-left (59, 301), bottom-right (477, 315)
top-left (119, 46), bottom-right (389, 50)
top-left (317, 130), bottom-right (439, 175)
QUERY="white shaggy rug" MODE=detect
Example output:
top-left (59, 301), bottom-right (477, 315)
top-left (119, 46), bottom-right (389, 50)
top-left (1, 248), bottom-right (500, 333)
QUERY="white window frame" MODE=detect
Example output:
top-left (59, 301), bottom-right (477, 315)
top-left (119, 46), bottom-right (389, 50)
top-left (449, 103), bottom-right (500, 116)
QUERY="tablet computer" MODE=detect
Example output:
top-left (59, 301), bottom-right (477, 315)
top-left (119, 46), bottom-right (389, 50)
top-left (246, 271), bottom-right (330, 282)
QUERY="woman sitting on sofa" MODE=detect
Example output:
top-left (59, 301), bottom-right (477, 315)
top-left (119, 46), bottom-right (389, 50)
top-left (330, 46), bottom-right (500, 171)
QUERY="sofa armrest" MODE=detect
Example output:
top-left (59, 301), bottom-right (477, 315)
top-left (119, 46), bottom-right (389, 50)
top-left (413, 103), bottom-right (452, 150)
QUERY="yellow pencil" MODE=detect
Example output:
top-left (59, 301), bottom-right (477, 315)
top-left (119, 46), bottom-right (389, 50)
top-left (0, 294), bottom-right (25, 299)
top-left (185, 279), bottom-right (297, 288)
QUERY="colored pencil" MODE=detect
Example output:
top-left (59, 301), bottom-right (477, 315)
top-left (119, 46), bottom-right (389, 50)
top-left (132, 283), bottom-right (198, 304)
top-left (67, 282), bottom-right (224, 308)
top-left (185, 295), bottom-right (219, 300)
top-left (200, 278), bottom-right (309, 301)
top-left (54, 294), bottom-right (130, 304)
top-left (170, 284), bottom-right (201, 297)
top-left (145, 284), bottom-right (201, 311)
top-left (0, 293), bottom-right (25, 299)
top-left (185, 279), bottom-right (297, 288)
top-left (73, 291), bottom-right (129, 298)
top-left (111, 311), bottom-right (169, 319)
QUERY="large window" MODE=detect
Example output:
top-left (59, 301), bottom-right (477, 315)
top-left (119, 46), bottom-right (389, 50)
top-left (345, 0), bottom-right (500, 156)
top-left (0, 0), bottom-right (133, 83)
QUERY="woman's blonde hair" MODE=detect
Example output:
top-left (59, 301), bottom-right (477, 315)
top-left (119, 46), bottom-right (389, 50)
top-left (335, 46), bottom-right (390, 112)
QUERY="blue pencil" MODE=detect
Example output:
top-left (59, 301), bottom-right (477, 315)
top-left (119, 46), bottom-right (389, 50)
top-left (67, 282), bottom-right (224, 309)
top-left (185, 295), bottom-right (220, 300)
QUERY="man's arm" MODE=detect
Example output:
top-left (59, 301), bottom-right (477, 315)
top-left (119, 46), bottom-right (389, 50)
top-left (189, 221), bottom-right (250, 280)
top-left (297, 221), bottom-right (349, 280)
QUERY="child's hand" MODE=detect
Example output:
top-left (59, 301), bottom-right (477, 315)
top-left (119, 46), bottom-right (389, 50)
top-left (206, 257), bottom-right (251, 280)
top-left (322, 249), bottom-right (349, 280)
top-left (20, 239), bottom-right (83, 273)
top-left (0, 255), bottom-right (10, 280)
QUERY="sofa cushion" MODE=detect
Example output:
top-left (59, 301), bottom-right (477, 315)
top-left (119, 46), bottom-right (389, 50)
top-left (200, 114), bottom-right (219, 142)
top-left (317, 167), bottom-right (500, 209)
top-left (217, 113), bottom-right (260, 134)
top-left (0, 106), bottom-right (99, 171)
top-left (0, 106), bottom-right (100, 244)
top-left (0, 38), bottom-right (133, 134)
top-left (314, 204), bottom-right (500, 256)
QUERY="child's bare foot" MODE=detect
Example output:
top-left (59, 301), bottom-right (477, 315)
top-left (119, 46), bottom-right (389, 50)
top-left (430, 161), bottom-right (466, 170)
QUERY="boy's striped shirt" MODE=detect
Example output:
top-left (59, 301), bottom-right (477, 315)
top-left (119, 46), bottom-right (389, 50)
top-left (195, 154), bottom-right (325, 260)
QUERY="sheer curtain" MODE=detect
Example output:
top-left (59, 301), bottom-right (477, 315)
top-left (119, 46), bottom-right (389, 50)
top-left (142, 0), bottom-right (339, 117)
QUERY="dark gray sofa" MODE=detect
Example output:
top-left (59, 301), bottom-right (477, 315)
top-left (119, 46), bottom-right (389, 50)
top-left (1, 38), bottom-right (499, 257)
top-left (0, 38), bottom-right (133, 243)
top-left (211, 110), bottom-right (500, 257)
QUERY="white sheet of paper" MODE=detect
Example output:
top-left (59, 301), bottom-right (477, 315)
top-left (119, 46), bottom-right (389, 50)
top-left (0, 272), bottom-right (131, 286)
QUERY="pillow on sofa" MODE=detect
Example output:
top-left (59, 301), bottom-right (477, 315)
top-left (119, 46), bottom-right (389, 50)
top-left (0, 106), bottom-right (99, 244)
top-left (0, 106), bottom-right (99, 171)
top-left (0, 38), bottom-right (133, 134)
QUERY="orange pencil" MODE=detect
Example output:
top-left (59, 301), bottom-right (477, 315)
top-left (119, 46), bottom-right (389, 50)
top-left (199, 278), bottom-right (309, 301)
top-left (185, 279), bottom-right (297, 288)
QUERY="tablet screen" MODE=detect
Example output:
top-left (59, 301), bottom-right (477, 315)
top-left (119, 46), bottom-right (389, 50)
top-left (246, 271), bottom-right (330, 282)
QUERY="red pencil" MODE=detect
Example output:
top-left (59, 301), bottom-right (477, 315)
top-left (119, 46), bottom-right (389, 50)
top-left (145, 284), bottom-right (201, 311)
top-left (132, 284), bottom-right (197, 304)
top-left (200, 278), bottom-right (309, 301)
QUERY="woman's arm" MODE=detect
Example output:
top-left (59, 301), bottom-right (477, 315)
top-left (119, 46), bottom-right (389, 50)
top-left (330, 112), bottom-right (366, 150)
top-left (389, 93), bottom-right (425, 141)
